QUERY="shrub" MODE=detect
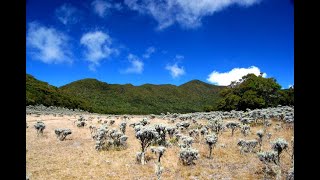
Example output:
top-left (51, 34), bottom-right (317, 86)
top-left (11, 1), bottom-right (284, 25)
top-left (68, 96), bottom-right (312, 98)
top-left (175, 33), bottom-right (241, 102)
top-left (188, 129), bottom-right (200, 140)
top-left (200, 127), bottom-right (209, 136)
top-left (135, 126), bottom-right (159, 165)
top-left (179, 136), bottom-right (193, 149)
top-left (241, 124), bottom-right (250, 137)
top-left (166, 126), bottom-right (177, 139)
top-left (34, 121), bottom-right (45, 136)
top-left (256, 129), bottom-right (264, 150)
top-left (271, 138), bottom-right (288, 164)
top-left (205, 133), bottom-right (218, 159)
top-left (54, 128), bottom-right (72, 141)
top-left (154, 124), bottom-right (168, 146)
top-left (237, 139), bottom-right (258, 154)
top-left (179, 147), bottom-right (199, 165)
top-left (208, 118), bottom-right (223, 135)
top-left (119, 121), bottom-right (127, 134)
top-left (226, 122), bottom-right (240, 136)
top-left (94, 126), bottom-right (127, 151)
top-left (150, 146), bottom-right (166, 163)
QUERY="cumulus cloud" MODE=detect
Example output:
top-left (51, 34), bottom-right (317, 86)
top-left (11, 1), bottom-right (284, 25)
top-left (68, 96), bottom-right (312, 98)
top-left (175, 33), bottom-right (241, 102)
top-left (91, 0), bottom-right (122, 17)
top-left (142, 46), bottom-right (155, 59)
top-left (26, 22), bottom-right (72, 64)
top-left (166, 63), bottom-right (185, 78)
top-left (55, 4), bottom-right (79, 25)
top-left (124, 0), bottom-right (260, 29)
top-left (207, 66), bottom-right (267, 86)
top-left (80, 31), bottom-right (118, 71)
top-left (124, 54), bottom-right (144, 74)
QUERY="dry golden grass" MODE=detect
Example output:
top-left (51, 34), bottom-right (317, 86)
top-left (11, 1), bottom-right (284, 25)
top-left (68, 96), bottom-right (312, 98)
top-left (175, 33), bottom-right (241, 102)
top-left (27, 114), bottom-right (293, 180)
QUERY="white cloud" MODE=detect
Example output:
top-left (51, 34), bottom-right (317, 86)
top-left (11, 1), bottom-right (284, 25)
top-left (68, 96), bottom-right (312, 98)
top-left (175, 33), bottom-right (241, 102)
top-left (124, 54), bottom-right (144, 74)
top-left (26, 22), bottom-right (72, 64)
top-left (91, 0), bottom-right (122, 17)
top-left (92, 0), bottom-right (111, 17)
top-left (207, 66), bottom-right (267, 86)
top-left (142, 46), bottom-right (155, 59)
top-left (175, 54), bottom-right (184, 60)
top-left (80, 31), bottom-right (118, 71)
top-left (55, 4), bottom-right (79, 25)
top-left (124, 0), bottom-right (260, 30)
top-left (288, 84), bottom-right (294, 88)
top-left (166, 63), bottom-right (185, 78)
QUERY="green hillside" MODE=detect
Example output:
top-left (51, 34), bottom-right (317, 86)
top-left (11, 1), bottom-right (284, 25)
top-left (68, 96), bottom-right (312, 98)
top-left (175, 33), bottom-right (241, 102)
top-left (59, 78), bottom-right (225, 114)
top-left (26, 74), bottom-right (92, 111)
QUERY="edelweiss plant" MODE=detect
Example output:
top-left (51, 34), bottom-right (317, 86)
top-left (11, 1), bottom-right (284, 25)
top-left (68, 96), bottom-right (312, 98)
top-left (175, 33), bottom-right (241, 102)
top-left (205, 133), bottom-right (218, 159)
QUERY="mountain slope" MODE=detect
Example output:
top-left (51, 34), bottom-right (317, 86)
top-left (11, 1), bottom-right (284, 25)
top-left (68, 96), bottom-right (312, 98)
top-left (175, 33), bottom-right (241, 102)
top-left (59, 78), bottom-right (225, 114)
top-left (26, 74), bottom-right (92, 111)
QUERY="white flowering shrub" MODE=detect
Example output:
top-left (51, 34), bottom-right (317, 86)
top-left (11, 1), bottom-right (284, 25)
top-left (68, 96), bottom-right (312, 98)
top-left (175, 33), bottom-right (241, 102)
top-left (119, 121), bottom-right (127, 134)
top-left (188, 129), bottom-right (200, 140)
top-left (94, 126), bottom-right (128, 151)
top-left (150, 146), bottom-right (166, 163)
top-left (257, 151), bottom-right (278, 165)
top-left (140, 118), bottom-right (150, 126)
top-left (200, 127), bottom-right (209, 136)
top-left (176, 122), bottom-right (190, 129)
top-left (74, 116), bottom-right (86, 127)
top-left (205, 133), bottom-right (218, 159)
top-left (208, 118), bottom-right (223, 135)
top-left (154, 124), bottom-right (167, 146)
top-left (226, 122), bottom-right (240, 136)
top-left (166, 126), bottom-right (177, 139)
top-left (257, 151), bottom-right (279, 179)
top-left (237, 139), bottom-right (258, 154)
top-left (241, 124), bottom-right (251, 137)
top-left (257, 129), bottom-right (264, 150)
top-left (239, 117), bottom-right (254, 125)
top-left (271, 138), bottom-right (288, 164)
top-left (135, 126), bottom-right (159, 164)
top-left (54, 128), bottom-right (72, 141)
top-left (34, 121), bottom-right (45, 136)
top-left (179, 136), bottom-right (193, 149)
top-left (179, 147), bottom-right (199, 165)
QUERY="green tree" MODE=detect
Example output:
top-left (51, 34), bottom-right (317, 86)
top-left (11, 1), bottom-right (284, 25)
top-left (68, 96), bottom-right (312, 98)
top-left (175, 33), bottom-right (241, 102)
top-left (218, 73), bottom-right (282, 111)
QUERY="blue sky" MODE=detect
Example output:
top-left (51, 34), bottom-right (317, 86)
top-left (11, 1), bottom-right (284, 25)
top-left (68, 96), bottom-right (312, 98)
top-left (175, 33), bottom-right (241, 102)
top-left (26, 0), bottom-right (294, 88)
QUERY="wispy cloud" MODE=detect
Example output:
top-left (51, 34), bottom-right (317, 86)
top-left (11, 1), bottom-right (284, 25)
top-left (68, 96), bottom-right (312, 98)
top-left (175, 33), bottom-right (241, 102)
top-left (123, 54), bottom-right (144, 74)
top-left (288, 84), bottom-right (293, 88)
top-left (166, 63), bottom-right (185, 78)
top-left (124, 0), bottom-right (260, 30)
top-left (207, 66), bottom-right (267, 86)
top-left (175, 54), bottom-right (184, 60)
top-left (142, 46), bottom-right (156, 59)
top-left (26, 21), bottom-right (72, 64)
top-left (91, 0), bottom-right (122, 18)
top-left (80, 31), bottom-right (118, 71)
top-left (55, 3), bottom-right (79, 25)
